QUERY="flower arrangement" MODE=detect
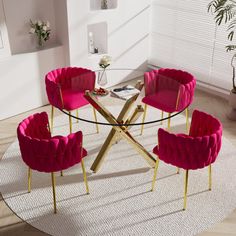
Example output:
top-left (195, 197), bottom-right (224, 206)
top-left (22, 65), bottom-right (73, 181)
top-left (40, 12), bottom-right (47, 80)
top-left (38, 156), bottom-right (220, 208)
top-left (29, 19), bottom-right (51, 47)
top-left (99, 55), bottom-right (112, 69)
top-left (98, 55), bottom-right (112, 86)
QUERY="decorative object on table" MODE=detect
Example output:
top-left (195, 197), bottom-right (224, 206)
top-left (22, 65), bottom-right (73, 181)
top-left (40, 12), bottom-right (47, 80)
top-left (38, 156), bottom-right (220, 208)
top-left (141, 68), bottom-right (196, 135)
top-left (93, 87), bottom-right (109, 96)
top-left (101, 0), bottom-right (108, 9)
top-left (151, 109), bottom-right (222, 210)
top-left (88, 32), bottom-right (95, 53)
top-left (208, 1), bottom-right (236, 120)
top-left (97, 55), bottom-right (112, 86)
top-left (29, 19), bottom-right (51, 48)
top-left (17, 112), bottom-right (89, 214)
top-left (111, 85), bottom-right (140, 100)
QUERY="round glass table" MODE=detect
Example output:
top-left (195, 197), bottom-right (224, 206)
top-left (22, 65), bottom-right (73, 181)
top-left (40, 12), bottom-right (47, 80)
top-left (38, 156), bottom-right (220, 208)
top-left (60, 68), bottom-right (188, 172)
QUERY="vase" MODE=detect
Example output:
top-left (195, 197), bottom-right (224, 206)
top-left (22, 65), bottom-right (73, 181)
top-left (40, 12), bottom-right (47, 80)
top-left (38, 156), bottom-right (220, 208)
top-left (98, 69), bottom-right (108, 86)
top-left (101, 0), bottom-right (108, 9)
top-left (37, 35), bottom-right (43, 49)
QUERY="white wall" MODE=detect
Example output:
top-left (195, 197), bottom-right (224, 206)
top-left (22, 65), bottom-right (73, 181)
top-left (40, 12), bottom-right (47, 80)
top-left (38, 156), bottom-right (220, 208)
top-left (3, 0), bottom-right (57, 54)
top-left (0, 0), bottom-right (68, 120)
top-left (54, 0), bottom-right (70, 66)
top-left (66, 0), bottom-right (151, 87)
top-left (149, 0), bottom-right (232, 93)
top-left (0, 46), bottom-right (65, 120)
top-left (0, 0), bottom-right (151, 119)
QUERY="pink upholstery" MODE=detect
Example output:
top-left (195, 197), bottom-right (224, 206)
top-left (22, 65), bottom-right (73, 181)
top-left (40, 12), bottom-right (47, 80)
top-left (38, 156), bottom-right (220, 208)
top-left (45, 67), bottom-right (96, 111)
top-left (142, 68), bottom-right (196, 112)
top-left (17, 112), bottom-right (87, 173)
top-left (153, 110), bottom-right (222, 170)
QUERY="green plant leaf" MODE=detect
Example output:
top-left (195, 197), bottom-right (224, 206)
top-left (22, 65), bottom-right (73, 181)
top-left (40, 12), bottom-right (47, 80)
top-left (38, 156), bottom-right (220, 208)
top-left (226, 44), bottom-right (236, 51)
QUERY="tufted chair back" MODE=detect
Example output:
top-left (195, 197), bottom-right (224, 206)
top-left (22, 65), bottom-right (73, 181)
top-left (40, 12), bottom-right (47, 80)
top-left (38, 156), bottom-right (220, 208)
top-left (45, 67), bottom-right (96, 110)
top-left (155, 110), bottom-right (222, 170)
top-left (17, 112), bottom-right (87, 173)
top-left (144, 68), bottom-right (196, 112)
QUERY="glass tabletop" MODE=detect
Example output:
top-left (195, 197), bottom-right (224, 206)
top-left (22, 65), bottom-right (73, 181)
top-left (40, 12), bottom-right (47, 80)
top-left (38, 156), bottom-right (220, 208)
top-left (59, 68), bottom-right (187, 126)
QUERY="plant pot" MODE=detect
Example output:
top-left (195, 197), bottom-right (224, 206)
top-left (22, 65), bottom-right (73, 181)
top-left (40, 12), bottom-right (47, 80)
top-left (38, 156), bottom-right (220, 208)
top-left (227, 90), bottom-right (236, 120)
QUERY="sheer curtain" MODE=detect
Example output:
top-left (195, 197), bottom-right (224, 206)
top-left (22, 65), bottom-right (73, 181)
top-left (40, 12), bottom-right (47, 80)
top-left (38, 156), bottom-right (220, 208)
top-left (149, 0), bottom-right (233, 92)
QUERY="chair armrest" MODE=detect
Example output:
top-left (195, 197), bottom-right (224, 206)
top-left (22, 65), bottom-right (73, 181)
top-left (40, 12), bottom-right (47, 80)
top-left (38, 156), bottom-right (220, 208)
top-left (45, 80), bottom-right (64, 109)
top-left (144, 70), bottom-right (159, 96)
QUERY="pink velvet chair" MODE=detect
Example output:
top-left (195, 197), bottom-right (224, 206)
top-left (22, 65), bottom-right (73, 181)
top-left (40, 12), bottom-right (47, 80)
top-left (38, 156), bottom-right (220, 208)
top-left (141, 68), bottom-right (196, 134)
top-left (151, 110), bottom-right (222, 210)
top-left (17, 112), bottom-right (89, 213)
top-left (45, 67), bottom-right (99, 133)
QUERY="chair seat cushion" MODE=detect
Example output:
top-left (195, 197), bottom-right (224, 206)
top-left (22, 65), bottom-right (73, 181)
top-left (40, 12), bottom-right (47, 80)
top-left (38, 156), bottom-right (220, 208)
top-left (142, 90), bottom-right (178, 113)
top-left (62, 90), bottom-right (89, 111)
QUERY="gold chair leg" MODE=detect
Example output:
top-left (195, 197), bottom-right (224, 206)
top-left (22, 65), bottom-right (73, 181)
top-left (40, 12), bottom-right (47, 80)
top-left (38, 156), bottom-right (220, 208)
top-left (51, 172), bottom-right (57, 214)
top-left (81, 159), bottom-right (89, 194)
top-left (183, 170), bottom-right (189, 210)
top-left (177, 168), bottom-right (180, 174)
top-left (151, 158), bottom-right (160, 191)
top-left (76, 109), bottom-right (79, 123)
top-left (161, 111), bottom-right (164, 125)
top-left (93, 107), bottom-right (99, 133)
top-left (28, 167), bottom-right (31, 193)
top-left (60, 171), bottom-right (63, 177)
top-left (51, 106), bottom-right (54, 133)
top-left (209, 165), bottom-right (212, 191)
top-left (69, 111), bottom-right (72, 133)
top-left (186, 108), bottom-right (189, 133)
top-left (140, 104), bottom-right (147, 135)
top-left (167, 113), bottom-right (171, 131)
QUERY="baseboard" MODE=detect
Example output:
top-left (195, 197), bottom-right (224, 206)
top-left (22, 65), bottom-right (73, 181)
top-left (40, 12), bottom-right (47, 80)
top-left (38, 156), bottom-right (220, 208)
top-left (196, 81), bottom-right (229, 100)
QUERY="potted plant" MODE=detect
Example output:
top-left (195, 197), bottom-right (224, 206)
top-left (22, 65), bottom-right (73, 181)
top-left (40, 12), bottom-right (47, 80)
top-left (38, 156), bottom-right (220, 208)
top-left (208, 0), bottom-right (236, 120)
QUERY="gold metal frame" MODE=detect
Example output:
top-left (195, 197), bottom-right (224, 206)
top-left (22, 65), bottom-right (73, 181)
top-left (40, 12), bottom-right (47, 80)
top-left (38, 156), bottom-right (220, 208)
top-left (76, 109), bottom-right (79, 123)
top-left (27, 163), bottom-right (89, 213)
top-left (151, 162), bottom-right (214, 210)
top-left (81, 159), bottom-right (90, 194)
top-left (183, 170), bottom-right (189, 210)
top-left (93, 107), bottom-right (99, 133)
top-left (84, 81), bottom-right (156, 173)
top-left (161, 111), bottom-right (164, 125)
top-left (69, 111), bottom-right (72, 133)
top-left (140, 104), bottom-right (147, 135)
top-left (209, 165), bottom-right (212, 190)
top-left (51, 172), bottom-right (57, 213)
top-left (28, 167), bottom-right (31, 193)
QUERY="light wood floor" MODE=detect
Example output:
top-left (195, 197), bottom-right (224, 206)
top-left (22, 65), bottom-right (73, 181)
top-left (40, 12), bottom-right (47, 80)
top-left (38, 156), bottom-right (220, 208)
top-left (1, 88), bottom-right (236, 236)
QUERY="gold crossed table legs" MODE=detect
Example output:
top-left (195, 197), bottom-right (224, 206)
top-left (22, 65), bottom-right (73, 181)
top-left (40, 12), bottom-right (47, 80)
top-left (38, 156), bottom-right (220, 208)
top-left (84, 82), bottom-right (156, 173)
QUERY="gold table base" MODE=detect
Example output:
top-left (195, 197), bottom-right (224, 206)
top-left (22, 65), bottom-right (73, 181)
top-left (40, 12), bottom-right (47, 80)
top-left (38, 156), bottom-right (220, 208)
top-left (84, 81), bottom-right (156, 173)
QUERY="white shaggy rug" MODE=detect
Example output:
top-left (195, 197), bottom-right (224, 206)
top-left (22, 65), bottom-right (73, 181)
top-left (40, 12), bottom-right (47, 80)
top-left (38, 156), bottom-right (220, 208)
top-left (1, 104), bottom-right (236, 236)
